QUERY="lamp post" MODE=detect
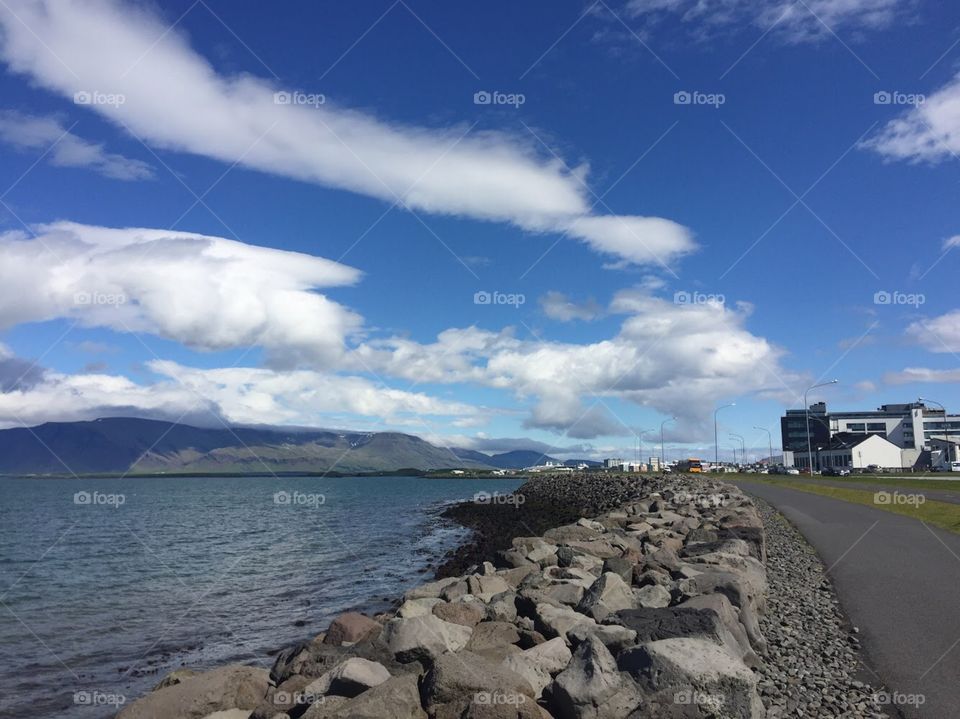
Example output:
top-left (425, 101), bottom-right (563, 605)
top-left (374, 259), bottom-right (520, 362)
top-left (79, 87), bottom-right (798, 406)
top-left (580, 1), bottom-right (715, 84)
top-left (635, 428), bottom-right (653, 469)
top-left (805, 380), bottom-right (838, 474)
top-left (660, 417), bottom-right (676, 467)
top-left (714, 403), bottom-right (736, 470)
top-left (754, 426), bottom-right (773, 465)
top-left (729, 434), bottom-right (745, 467)
top-left (919, 397), bottom-right (953, 468)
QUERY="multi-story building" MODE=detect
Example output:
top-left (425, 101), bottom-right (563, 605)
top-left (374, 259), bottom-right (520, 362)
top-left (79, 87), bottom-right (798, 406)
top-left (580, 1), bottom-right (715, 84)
top-left (781, 401), bottom-right (960, 470)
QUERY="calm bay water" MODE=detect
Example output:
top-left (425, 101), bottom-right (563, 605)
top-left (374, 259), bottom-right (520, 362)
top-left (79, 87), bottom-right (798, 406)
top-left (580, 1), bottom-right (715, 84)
top-left (0, 475), bottom-right (522, 719)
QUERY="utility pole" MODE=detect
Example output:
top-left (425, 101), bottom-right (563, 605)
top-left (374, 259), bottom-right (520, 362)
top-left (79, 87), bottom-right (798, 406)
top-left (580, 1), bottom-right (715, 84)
top-left (714, 403), bottom-right (736, 469)
top-left (805, 380), bottom-right (838, 472)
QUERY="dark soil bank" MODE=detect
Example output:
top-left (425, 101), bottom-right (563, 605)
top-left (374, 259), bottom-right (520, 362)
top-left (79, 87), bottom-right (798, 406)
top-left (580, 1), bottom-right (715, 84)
top-left (435, 474), bottom-right (653, 577)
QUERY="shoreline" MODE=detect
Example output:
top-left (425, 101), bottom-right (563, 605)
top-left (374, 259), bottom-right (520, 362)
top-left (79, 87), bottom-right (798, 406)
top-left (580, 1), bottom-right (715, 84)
top-left (115, 473), bottom-right (895, 719)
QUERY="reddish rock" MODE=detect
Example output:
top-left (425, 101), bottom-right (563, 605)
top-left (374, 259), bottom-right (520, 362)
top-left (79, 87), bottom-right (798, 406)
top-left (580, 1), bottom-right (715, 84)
top-left (323, 612), bottom-right (382, 646)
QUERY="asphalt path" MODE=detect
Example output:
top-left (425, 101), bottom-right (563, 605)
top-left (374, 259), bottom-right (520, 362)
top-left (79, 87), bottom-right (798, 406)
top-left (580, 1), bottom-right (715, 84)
top-left (735, 480), bottom-right (960, 719)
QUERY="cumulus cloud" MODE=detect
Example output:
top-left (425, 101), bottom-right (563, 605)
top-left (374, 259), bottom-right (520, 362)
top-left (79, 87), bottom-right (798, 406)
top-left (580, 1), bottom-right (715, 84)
top-left (0, 222), bottom-right (362, 366)
top-left (623, 0), bottom-right (906, 42)
top-left (0, 110), bottom-right (152, 179)
top-left (865, 75), bottom-right (960, 162)
top-left (0, 0), bottom-right (694, 267)
top-left (905, 311), bottom-right (960, 353)
top-left (884, 367), bottom-right (960, 384)
top-left (354, 288), bottom-right (795, 438)
top-left (0, 353), bottom-right (477, 429)
top-left (540, 291), bottom-right (604, 322)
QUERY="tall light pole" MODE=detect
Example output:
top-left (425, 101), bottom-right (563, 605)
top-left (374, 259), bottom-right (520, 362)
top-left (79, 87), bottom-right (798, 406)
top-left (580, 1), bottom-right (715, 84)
top-left (805, 380), bottom-right (838, 473)
top-left (754, 426), bottom-right (773, 465)
top-left (919, 397), bottom-right (952, 467)
top-left (714, 403), bottom-right (736, 469)
top-left (660, 417), bottom-right (676, 466)
top-left (729, 434), bottom-right (745, 465)
top-left (635, 428), bottom-right (653, 468)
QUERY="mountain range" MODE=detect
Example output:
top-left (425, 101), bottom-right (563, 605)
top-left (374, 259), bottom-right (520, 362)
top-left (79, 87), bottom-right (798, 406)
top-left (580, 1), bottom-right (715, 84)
top-left (0, 417), bottom-right (581, 475)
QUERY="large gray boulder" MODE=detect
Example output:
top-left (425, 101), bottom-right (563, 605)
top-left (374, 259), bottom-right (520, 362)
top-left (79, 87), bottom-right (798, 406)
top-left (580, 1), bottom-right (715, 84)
top-left (534, 603), bottom-right (597, 643)
top-left (678, 594), bottom-right (759, 668)
top-left (502, 636), bottom-right (572, 697)
top-left (421, 650), bottom-right (536, 719)
top-left (547, 636), bottom-right (642, 719)
top-left (577, 573), bottom-right (637, 621)
top-left (382, 615), bottom-right (473, 663)
top-left (303, 657), bottom-right (390, 698)
top-left (302, 674), bottom-right (426, 719)
top-left (618, 638), bottom-right (765, 718)
top-left (117, 666), bottom-right (269, 719)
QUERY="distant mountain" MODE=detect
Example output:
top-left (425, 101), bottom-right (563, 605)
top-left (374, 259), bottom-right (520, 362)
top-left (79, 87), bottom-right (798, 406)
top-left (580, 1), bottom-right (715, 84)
top-left (449, 448), bottom-right (561, 470)
top-left (0, 418), bottom-right (495, 475)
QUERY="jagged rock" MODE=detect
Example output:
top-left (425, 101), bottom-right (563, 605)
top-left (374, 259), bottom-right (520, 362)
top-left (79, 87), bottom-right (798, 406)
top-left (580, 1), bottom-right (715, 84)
top-left (547, 636), bottom-right (642, 719)
top-left (634, 584), bottom-right (671, 608)
top-left (303, 657), bottom-right (391, 698)
top-left (618, 638), bottom-right (765, 718)
top-left (601, 557), bottom-right (633, 583)
top-left (302, 674), bottom-right (425, 719)
top-left (405, 577), bottom-right (461, 600)
top-left (535, 603), bottom-right (597, 643)
top-left (577, 573), bottom-right (637, 620)
top-left (544, 524), bottom-right (604, 544)
top-left (153, 668), bottom-right (200, 691)
top-left (117, 666), bottom-right (270, 719)
top-left (433, 601), bottom-right (487, 627)
top-left (397, 598), bottom-right (442, 618)
top-left (466, 621), bottom-right (523, 659)
top-left (421, 650), bottom-right (535, 719)
top-left (486, 592), bottom-right (519, 623)
top-left (382, 615), bottom-right (472, 663)
top-left (467, 574), bottom-right (513, 601)
top-left (567, 623), bottom-right (637, 654)
top-left (323, 613), bottom-right (382, 646)
top-left (677, 571), bottom-right (767, 655)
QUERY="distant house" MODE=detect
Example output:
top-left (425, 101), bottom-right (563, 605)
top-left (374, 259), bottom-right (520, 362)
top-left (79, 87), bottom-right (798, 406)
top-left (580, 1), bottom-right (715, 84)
top-left (794, 433), bottom-right (902, 471)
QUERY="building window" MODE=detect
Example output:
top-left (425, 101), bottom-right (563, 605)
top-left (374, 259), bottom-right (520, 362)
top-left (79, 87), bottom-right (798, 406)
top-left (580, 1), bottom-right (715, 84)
top-left (867, 423), bottom-right (886, 431)
top-left (848, 423), bottom-right (866, 432)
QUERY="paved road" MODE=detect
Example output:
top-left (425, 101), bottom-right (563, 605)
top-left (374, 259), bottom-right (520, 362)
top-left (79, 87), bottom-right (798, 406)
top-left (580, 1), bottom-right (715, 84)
top-left (735, 481), bottom-right (960, 719)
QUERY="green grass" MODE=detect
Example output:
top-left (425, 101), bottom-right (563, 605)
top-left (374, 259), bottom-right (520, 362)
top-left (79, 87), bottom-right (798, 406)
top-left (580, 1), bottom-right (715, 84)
top-left (723, 472), bottom-right (960, 493)
top-left (734, 477), bottom-right (960, 535)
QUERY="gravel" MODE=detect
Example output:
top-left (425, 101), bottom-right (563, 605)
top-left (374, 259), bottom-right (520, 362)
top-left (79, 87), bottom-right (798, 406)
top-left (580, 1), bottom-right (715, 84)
top-left (753, 497), bottom-right (896, 719)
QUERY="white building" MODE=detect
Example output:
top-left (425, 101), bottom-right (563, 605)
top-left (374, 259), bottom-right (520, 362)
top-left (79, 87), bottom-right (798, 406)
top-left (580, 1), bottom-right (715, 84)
top-left (604, 458), bottom-right (624, 469)
top-left (794, 433), bottom-right (903, 471)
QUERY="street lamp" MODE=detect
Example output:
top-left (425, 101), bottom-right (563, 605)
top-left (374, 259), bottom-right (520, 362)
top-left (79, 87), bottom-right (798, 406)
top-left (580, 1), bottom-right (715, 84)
top-left (729, 434), bottom-right (745, 466)
top-left (660, 417), bottom-right (676, 466)
top-left (714, 403), bottom-right (736, 469)
top-left (754, 426), bottom-right (773, 465)
top-left (635, 428), bottom-right (653, 468)
top-left (919, 397), bottom-right (953, 468)
top-left (805, 380), bottom-right (838, 473)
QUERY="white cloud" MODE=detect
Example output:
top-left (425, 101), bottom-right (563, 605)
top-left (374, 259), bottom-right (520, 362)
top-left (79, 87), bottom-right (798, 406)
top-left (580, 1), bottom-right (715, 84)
top-left (0, 0), bottom-right (694, 267)
top-left (944, 235), bottom-right (960, 250)
top-left (354, 288), bottom-right (795, 439)
top-left (540, 291), bottom-right (604, 322)
top-left (0, 355), bottom-right (477, 429)
top-left (0, 110), bottom-right (153, 179)
top-left (884, 367), bottom-right (960, 384)
top-left (865, 74), bottom-right (960, 162)
top-left (0, 222), bottom-right (362, 366)
top-left (905, 310), bottom-right (960, 353)
top-left (623, 0), bottom-right (906, 42)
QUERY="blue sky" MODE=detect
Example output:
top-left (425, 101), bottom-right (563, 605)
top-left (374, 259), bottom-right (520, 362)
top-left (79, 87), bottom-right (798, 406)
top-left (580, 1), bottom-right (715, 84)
top-left (0, 0), bottom-right (958, 461)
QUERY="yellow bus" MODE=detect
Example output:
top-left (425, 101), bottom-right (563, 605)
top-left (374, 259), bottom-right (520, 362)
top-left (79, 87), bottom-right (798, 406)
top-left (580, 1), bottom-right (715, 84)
top-left (678, 458), bottom-right (702, 473)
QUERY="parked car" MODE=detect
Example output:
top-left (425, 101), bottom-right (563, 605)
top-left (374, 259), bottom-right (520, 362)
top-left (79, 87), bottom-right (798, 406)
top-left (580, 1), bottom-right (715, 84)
top-left (785, 468), bottom-right (800, 475)
top-left (821, 468), bottom-right (851, 477)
